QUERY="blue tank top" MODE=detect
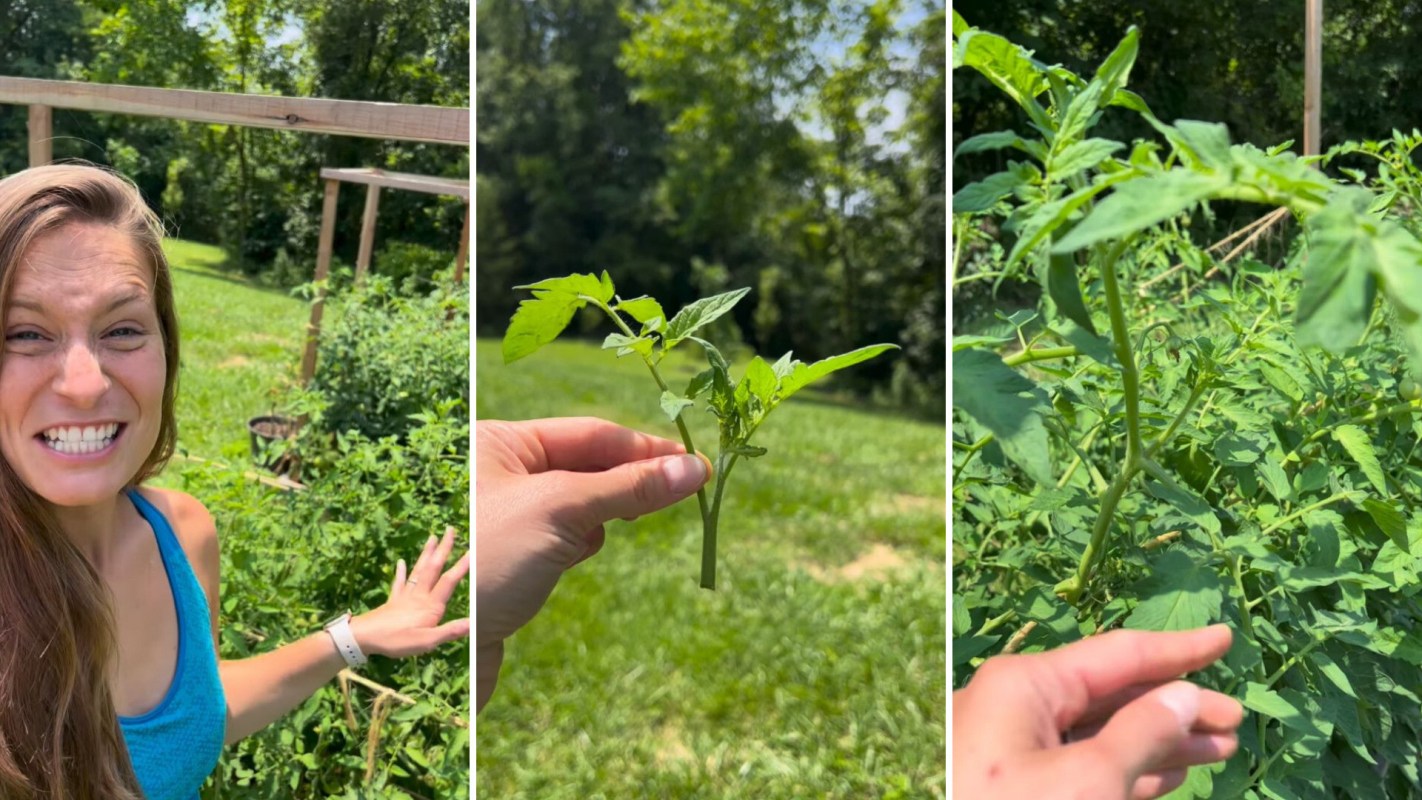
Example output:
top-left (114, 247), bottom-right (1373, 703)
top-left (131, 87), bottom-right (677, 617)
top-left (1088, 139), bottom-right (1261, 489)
top-left (118, 489), bottom-right (226, 800)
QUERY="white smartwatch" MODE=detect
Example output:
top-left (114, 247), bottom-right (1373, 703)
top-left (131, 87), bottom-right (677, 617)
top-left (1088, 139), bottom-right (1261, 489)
top-left (323, 611), bottom-right (368, 668)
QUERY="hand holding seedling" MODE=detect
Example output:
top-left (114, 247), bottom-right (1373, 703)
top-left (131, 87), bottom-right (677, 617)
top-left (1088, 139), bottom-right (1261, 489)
top-left (953, 626), bottom-right (1242, 800)
top-left (474, 417), bottom-right (711, 711)
top-left (502, 272), bottom-right (895, 589)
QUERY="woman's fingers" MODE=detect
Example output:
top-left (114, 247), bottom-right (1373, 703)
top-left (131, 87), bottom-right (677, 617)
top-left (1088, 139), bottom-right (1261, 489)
top-left (1132, 767), bottom-right (1188, 800)
top-left (390, 558), bottom-right (408, 599)
top-left (432, 551), bottom-right (471, 604)
top-left (1072, 687), bottom-right (1244, 737)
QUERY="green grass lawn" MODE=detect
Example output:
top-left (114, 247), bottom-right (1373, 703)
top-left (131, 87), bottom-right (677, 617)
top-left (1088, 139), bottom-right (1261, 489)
top-left (160, 238), bottom-right (310, 473)
top-left (475, 337), bottom-right (946, 799)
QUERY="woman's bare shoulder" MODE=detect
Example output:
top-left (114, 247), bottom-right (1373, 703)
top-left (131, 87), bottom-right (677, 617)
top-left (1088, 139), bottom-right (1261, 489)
top-left (133, 487), bottom-right (219, 579)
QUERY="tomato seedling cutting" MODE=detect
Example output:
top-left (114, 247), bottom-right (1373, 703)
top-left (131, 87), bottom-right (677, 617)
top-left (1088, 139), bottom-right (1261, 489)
top-left (502, 271), bottom-right (895, 589)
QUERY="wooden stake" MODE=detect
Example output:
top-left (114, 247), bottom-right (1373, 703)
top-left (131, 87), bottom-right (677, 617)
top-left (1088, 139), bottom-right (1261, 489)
top-left (354, 183), bottom-right (381, 284)
top-left (453, 200), bottom-right (469, 285)
top-left (301, 179), bottom-right (340, 385)
top-left (1304, 0), bottom-right (1323, 156)
top-left (28, 104), bottom-right (51, 167)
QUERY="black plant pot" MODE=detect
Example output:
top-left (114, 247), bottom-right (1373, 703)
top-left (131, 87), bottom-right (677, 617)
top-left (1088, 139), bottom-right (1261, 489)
top-left (248, 415), bottom-right (297, 473)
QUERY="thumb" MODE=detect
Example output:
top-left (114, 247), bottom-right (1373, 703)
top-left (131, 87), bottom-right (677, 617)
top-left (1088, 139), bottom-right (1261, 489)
top-left (1084, 680), bottom-right (1201, 786)
top-left (555, 452), bottom-right (711, 530)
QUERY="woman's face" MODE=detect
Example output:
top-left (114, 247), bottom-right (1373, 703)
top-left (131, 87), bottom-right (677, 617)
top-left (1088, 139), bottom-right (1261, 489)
top-left (0, 222), bottom-right (167, 508)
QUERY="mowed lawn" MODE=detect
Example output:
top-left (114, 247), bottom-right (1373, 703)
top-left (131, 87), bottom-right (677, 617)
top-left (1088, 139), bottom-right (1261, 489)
top-left (159, 239), bottom-right (311, 472)
top-left (475, 337), bottom-right (946, 799)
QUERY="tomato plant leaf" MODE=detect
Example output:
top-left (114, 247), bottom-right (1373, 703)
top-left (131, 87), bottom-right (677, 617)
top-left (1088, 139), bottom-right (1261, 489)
top-left (1173, 120), bottom-right (1233, 170)
top-left (779, 344), bottom-right (899, 401)
top-left (1332, 424), bottom-right (1387, 494)
top-left (1044, 250), bottom-right (1097, 335)
top-left (1046, 138), bottom-right (1123, 183)
top-left (952, 170), bottom-right (1025, 213)
top-left (1362, 498), bottom-right (1408, 553)
top-left (659, 391), bottom-right (693, 423)
top-left (616, 296), bottom-right (666, 325)
top-left (1053, 170), bottom-right (1224, 254)
top-left (951, 348), bottom-right (1053, 486)
top-left (1296, 190), bottom-right (1378, 351)
top-left (665, 288), bottom-right (752, 347)
top-left (502, 290), bottom-right (587, 364)
top-left (1122, 550), bottom-right (1223, 631)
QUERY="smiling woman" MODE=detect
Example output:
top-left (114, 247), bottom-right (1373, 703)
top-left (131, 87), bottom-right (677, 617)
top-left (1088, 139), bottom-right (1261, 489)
top-left (0, 164), bottom-right (471, 799)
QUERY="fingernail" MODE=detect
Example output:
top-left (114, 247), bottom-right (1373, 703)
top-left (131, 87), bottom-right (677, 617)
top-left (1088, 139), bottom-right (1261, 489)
top-left (662, 454), bottom-right (708, 494)
top-left (1155, 681), bottom-right (1201, 729)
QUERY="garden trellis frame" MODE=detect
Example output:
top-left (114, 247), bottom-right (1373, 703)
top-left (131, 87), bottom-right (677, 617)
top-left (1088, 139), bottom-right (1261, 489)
top-left (304, 166), bottom-right (470, 385)
top-left (0, 75), bottom-right (469, 387)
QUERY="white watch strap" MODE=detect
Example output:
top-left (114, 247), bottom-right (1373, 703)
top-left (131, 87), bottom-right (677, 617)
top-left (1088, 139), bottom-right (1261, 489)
top-left (324, 613), bottom-right (368, 668)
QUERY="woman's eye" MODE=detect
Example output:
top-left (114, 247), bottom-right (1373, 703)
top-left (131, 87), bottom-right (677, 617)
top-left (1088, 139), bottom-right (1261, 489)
top-left (108, 327), bottom-right (141, 337)
top-left (5, 331), bottom-right (43, 342)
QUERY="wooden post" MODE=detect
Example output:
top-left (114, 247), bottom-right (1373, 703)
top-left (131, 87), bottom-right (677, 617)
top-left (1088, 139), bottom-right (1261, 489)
top-left (28, 105), bottom-right (52, 167)
top-left (354, 183), bottom-right (381, 284)
top-left (301, 179), bottom-right (340, 385)
top-left (453, 200), bottom-right (469, 285)
top-left (1304, 0), bottom-right (1322, 156)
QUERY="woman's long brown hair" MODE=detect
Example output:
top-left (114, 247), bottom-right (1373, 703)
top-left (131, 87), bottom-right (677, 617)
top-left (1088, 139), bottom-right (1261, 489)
top-left (0, 164), bottom-right (181, 798)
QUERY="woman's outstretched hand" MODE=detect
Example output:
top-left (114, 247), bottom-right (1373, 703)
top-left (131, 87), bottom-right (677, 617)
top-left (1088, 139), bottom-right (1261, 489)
top-left (352, 526), bottom-right (471, 658)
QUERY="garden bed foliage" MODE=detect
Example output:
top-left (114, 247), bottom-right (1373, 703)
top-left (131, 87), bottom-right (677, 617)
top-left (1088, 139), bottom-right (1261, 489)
top-left (955, 13), bottom-right (1422, 798)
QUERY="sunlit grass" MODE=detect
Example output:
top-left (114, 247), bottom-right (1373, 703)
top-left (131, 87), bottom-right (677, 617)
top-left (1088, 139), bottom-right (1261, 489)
top-left (162, 238), bottom-right (310, 468)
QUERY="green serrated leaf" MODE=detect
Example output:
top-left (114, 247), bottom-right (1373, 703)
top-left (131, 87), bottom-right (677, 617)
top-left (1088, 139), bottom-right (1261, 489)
top-left (955, 130), bottom-right (1029, 160)
top-left (954, 29), bottom-right (1051, 129)
top-left (1143, 479), bottom-right (1220, 535)
top-left (515, 272), bottom-right (614, 304)
top-left (1257, 461), bottom-right (1292, 503)
top-left (952, 349), bottom-right (1052, 485)
top-left (952, 595), bottom-right (971, 637)
top-left (743, 356), bottom-right (777, 408)
top-left (602, 332), bottom-right (639, 349)
top-left (616, 296), bottom-right (666, 324)
top-left (1173, 119), bottom-right (1233, 169)
top-left (1257, 363), bottom-right (1304, 402)
top-left (1296, 190), bottom-right (1379, 351)
top-left (686, 369), bottom-right (714, 399)
top-left (1242, 683), bottom-right (1322, 735)
top-left (1122, 550), bottom-right (1223, 631)
top-left (502, 290), bottom-right (587, 364)
top-left (771, 350), bottom-right (796, 379)
top-left (659, 391), bottom-right (693, 422)
top-left (779, 344), bottom-right (897, 401)
top-left (1333, 424), bottom-right (1387, 494)
top-left (1363, 498), bottom-right (1408, 552)
top-left (1047, 138), bottom-right (1123, 183)
top-left (1045, 250), bottom-right (1096, 335)
top-left (1053, 170), bottom-right (1224, 254)
top-left (665, 289), bottom-right (751, 346)
top-left (952, 170), bottom-right (1024, 213)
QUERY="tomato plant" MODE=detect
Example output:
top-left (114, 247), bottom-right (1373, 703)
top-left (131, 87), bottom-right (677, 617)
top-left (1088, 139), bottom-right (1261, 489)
top-left (503, 272), bottom-right (896, 589)
top-left (954, 12), bottom-right (1422, 797)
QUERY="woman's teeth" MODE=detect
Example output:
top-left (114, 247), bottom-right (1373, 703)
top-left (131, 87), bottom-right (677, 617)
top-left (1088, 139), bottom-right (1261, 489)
top-left (42, 423), bottom-right (120, 455)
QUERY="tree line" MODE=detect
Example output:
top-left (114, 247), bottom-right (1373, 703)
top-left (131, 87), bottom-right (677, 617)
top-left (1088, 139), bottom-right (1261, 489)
top-left (477, 0), bottom-right (946, 413)
top-left (0, 0), bottom-right (469, 286)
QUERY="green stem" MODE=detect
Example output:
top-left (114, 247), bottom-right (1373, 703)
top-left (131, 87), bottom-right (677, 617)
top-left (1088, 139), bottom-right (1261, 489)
top-left (976, 609), bottom-right (1017, 637)
top-left (700, 453), bottom-right (740, 589)
top-left (1263, 638), bottom-right (1322, 688)
top-left (1282, 401), bottom-right (1422, 464)
top-left (594, 299), bottom-right (715, 586)
top-left (1146, 382), bottom-right (1209, 460)
top-left (1056, 239), bottom-right (1140, 605)
top-left (1260, 492), bottom-right (1356, 536)
top-left (1003, 346), bottom-right (1078, 367)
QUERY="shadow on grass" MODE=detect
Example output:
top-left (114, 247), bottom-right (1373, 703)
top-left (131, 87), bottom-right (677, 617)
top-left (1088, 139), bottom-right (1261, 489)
top-left (170, 263), bottom-right (305, 300)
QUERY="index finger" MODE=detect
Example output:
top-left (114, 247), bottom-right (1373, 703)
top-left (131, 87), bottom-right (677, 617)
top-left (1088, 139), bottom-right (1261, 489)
top-left (1040, 625), bottom-right (1234, 730)
top-left (498, 417), bottom-right (687, 473)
